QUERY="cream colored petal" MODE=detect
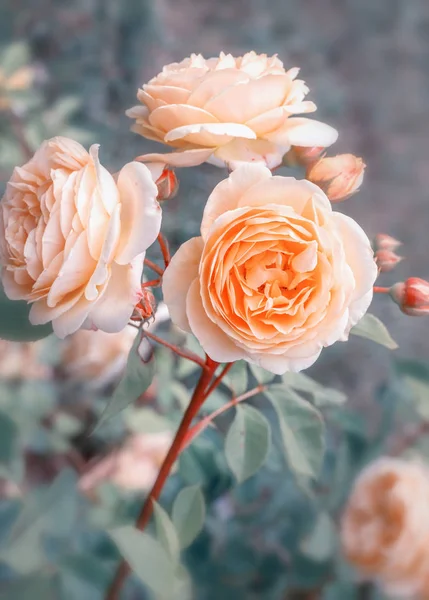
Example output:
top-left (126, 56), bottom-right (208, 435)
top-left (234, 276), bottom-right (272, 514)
top-left (85, 204), bottom-right (121, 301)
top-left (186, 278), bottom-right (246, 362)
top-left (149, 104), bottom-right (219, 134)
top-left (251, 347), bottom-right (322, 374)
top-left (212, 138), bottom-right (286, 170)
top-left (29, 287), bottom-right (84, 326)
top-left (1, 269), bottom-right (28, 300)
top-left (245, 107), bottom-right (288, 136)
top-left (204, 74), bottom-right (291, 123)
top-left (136, 148), bottom-right (214, 167)
top-left (333, 212), bottom-right (377, 330)
top-left (266, 117), bottom-right (338, 148)
top-left (131, 123), bottom-right (165, 143)
top-left (125, 105), bottom-right (150, 120)
top-left (115, 162), bottom-right (161, 265)
top-left (47, 231), bottom-right (96, 307)
top-left (84, 254), bottom-right (144, 333)
top-left (187, 69), bottom-right (249, 107)
top-left (90, 145), bottom-right (120, 216)
top-left (52, 295), bottom-right (95, 338)
top-left (162, 237), bottom-right (203, 333)
top-left (239, 176), bottom-right (332, 215)
top-left (291, 241), bottom-right (318, 272)
top-left (201, 163), bottom-right (271, 240)
top-left (142, 84), bottom-right (191, 105)
top-left (164, 122), bottom-right (256, 143)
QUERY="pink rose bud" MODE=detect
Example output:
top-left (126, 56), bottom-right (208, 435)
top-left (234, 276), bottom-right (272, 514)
top-left (374, 233), bottom-right (402, 252)
top-left (306, 154), bottom-right (365, 202)
top-left (282, 146), bottom-right (326, 167)
top-left (155, 167), bottom-right (179, 202)
top-left (375, 249), bottom-right (403, 273)
top-left (390, 278), bottom-right (429, 316)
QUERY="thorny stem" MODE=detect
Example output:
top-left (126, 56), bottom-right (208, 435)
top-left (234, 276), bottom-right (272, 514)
top-left (373, 286), bottom-right (390, 294)
top-left (144, 330), bottom-right (208, 370)
top-left (105, 356), bottom-right (219, 600)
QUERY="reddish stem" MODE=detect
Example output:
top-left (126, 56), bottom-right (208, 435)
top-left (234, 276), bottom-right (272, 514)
top-left (105, 357), bottom-right (219, 600)
top-left (144, 258), bottom-right (164, 278)
top-left (202, 362), bottom-right (233, 400)
top-left (157, 233), bottom-right (170, 268)
top-left (373, 286), bottom-right (390, 294)
top-left (144, 330), bottom-right (208, 370)
top-left (181, 384), bottom-right (265, 452)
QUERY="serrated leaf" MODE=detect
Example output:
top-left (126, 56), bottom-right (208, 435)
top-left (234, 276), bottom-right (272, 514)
top-left (172, 485), bottom-right (205, 549)
top-left (153, 501), bottom-right (180, 563)
top-left (351, 313), bottom-right (398, 349)
top-left (109, 526), bottom-right (175, 596)
top-left (224, 404), bottom-right (271, 483)
top-left (265, 384), bottom-right (325, 479)
top-left (282, 372), bottom-right (347, 407)
top-left (0, 287), bottom-right (53, 341)
top-left (300, 512), bottom-right (336, 561)
top-left (223, 362), bottom-right (248, 396)
top-left (96, 333), bottom-right (155, 427)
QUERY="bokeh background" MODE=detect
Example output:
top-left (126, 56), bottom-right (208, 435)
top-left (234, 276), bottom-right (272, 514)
top-left (1, 1), bottom-right (429, 599)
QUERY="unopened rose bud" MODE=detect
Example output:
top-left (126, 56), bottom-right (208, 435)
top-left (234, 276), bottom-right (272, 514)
top-left (375, 249), bottom-right (403, 273)
top-left (155, 167), bottom-right (179, 201)
top-left (134, 288), bottom-right (156, 321)
top-left (390, 277), bottom-right (429, 316)
top-left (306, 154), bottom-right (365, 202)
top-left (282, 146), bottom-right (326, 167)
top-left (374, 233), bottom-right (402, 252)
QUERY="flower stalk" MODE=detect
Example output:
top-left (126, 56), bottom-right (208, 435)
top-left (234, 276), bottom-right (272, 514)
top-left (105, 356), bottom-right (219, 600)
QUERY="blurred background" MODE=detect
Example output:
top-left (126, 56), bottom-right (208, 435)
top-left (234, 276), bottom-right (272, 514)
top-left (1, 1), bottom-right (429, 598)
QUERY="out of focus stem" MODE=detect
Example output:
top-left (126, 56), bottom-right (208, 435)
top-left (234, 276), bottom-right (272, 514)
top-left (144, 330), bottom-right (207, 370)
top-left (105, 356), bottom-right (220, 600)
top-left (373, 286), bottom-right (390, 294)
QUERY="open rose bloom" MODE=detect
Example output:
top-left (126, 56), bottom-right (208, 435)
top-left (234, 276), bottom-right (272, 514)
top-left (163, 164), bottom-right (377, 374)
top-left (127, 51), bottom-right (338, 170)
top-left (342, 458), bottom-right (429, 598)
top-left (0, 137), bottom-right (162, 338)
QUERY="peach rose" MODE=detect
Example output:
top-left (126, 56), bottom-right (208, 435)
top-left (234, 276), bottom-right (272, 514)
top-left (0, 137), bottom-right (162, 338)
top-left (342, 458), bottom-right (429, 598)
top-left (127, 51), bottom-right (338, 170)
top-left (163, 164), bottom-right (377, 373)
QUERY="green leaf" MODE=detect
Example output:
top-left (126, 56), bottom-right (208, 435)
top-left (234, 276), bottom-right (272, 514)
top-left (172, 485), bottom-right (205, 549)
top-left (249, 363), bottom-right (276, 385)
top-left (351, 313), bottom-right (398, 349)
top-left (1, 41), bottom-right (30, 76)
top-left (223, 362), bottom-right (248, 396)
top-left (224, 404), bottom-right (271, 483)
top-left (153, 501), bottom-right (180, 563)
top-left (300, 512), bottom-right (336, 561)
top-left (123, 407), bottom-right (172, 433)
top-left (265, 384), bottom-right (326, 479)
top-left (0, 287), bottom-right (53, 341)
top-left (282, 372), bottom-right (347, 407)
top-left (59, 554), bottom-right (115, 599)
top-left (1, 470), bottom-right (77, 574)
top-left (96, 333), bottom-right (155, 427)
top-left (109, 526), bottom-right (175, 596)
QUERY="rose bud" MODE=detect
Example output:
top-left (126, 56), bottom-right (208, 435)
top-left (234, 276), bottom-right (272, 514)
top-left (374, 233), bottom-right (402, 252)
top-left (375, 249), bottom-right (403, 273)
top-left (282, 145), bottom-right (326, 167)
top-left (390, 277), bottom-right (429, 316)
top-left (139, 162), bottom-right (179, 201)
top-left (306, 154), bottom-right (365, 202)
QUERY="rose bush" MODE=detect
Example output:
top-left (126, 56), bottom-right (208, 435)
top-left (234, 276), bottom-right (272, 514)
top-left (127, 51), bottom-right (338, 170)
top-left (0, 136), bottom-right (162, 338)
top-left (163, 163), bottom-right (377, 374)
